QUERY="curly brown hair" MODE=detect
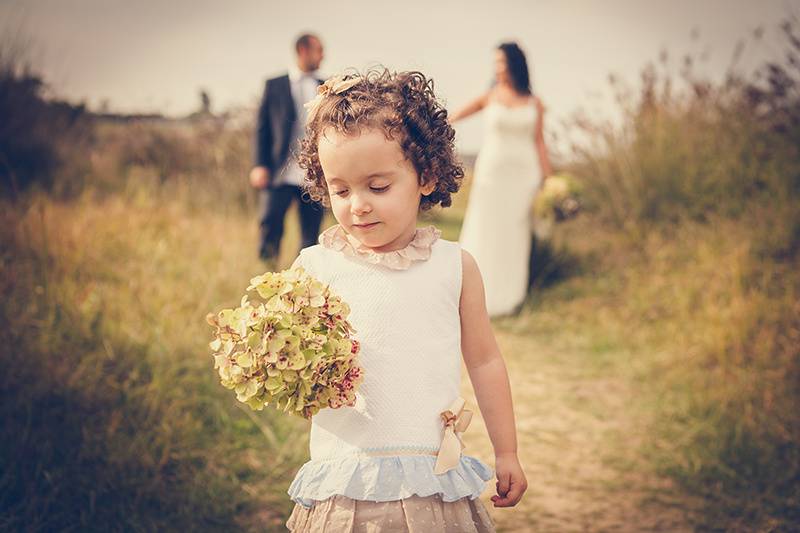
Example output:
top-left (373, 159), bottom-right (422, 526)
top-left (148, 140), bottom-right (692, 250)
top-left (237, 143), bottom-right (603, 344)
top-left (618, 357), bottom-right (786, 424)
top-left (297, 68), bottom-right (464, 211)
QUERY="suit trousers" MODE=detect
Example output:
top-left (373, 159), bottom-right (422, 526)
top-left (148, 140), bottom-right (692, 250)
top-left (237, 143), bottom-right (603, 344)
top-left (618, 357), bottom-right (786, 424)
top-left (259, 184), bottom-right (324, 260)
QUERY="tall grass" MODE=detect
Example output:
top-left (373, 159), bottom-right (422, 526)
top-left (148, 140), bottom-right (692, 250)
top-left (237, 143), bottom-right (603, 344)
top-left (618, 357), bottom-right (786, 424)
top-left (0, 42), bottom-right (92, 198)
top-left (0, 186), bottom-right (311, 531)
top-left (0, 46), bottom-right (310, 528)
top-left (563, 19), bottom-right (800, 529)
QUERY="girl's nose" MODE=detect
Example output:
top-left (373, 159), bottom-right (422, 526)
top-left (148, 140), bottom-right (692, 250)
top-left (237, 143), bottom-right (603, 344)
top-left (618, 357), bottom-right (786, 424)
top-left (350, 193), bottom-right (372, 215)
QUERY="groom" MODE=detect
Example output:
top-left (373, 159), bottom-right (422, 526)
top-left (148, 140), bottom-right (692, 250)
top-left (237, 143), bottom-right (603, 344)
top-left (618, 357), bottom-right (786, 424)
top-left (249, 33), bottom-right (325, 261)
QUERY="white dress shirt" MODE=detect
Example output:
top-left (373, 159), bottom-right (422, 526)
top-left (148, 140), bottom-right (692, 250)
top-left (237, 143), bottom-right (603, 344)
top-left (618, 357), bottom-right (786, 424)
top-left (273, 65), bottom-right (321, 187)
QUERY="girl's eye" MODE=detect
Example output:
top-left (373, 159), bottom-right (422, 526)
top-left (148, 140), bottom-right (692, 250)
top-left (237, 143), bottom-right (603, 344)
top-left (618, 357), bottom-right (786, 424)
top-left (370, 186), bottom-right (389, 193)
top-left (332, 189), bottom-right (349, 197)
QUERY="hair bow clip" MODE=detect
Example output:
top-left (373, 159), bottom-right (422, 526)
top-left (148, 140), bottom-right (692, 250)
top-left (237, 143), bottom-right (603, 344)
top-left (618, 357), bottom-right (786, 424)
top-left (304, 75), bottom-right (362, 124)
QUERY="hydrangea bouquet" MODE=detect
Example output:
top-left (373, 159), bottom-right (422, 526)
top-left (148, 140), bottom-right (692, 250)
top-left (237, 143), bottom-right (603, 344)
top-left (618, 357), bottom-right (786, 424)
top-left (531, 173), bottom-right (582, 239)
top-left (206, 267), bottom-right (363, 419)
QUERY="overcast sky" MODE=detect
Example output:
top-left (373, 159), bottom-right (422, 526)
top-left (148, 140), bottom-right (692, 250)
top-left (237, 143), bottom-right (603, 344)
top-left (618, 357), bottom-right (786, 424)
top-left (1, 0), bottom-right (794, 153)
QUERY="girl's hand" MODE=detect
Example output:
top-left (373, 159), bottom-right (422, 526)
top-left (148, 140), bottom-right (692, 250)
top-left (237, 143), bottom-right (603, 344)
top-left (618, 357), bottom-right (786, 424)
top-left (490, 452), bottom-right (527, 507)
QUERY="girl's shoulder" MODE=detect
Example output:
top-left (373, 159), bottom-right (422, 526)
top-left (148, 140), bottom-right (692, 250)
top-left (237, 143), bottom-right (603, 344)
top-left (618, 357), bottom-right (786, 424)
top-left (426, 238), bottom-right (464, 293)
top-left (297, 243), bottom-right (325, 259)
top-left (294, 244), bottom-right (329, 274)
top-left (432, 237), bottom-right (462, 258)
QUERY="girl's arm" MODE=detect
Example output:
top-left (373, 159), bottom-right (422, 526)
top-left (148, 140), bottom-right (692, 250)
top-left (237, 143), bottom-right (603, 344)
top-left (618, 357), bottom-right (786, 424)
top-left (459, 249), bottom-right (528, 508)
top-left (534, 97), bottom-right (552, 179)
top-left (449, 92), bottom-right (490, 123)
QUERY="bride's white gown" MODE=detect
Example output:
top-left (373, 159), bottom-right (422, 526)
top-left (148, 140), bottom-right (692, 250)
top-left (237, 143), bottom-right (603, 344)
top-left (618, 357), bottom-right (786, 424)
top-left (459, 99), bottom-right (542, 317)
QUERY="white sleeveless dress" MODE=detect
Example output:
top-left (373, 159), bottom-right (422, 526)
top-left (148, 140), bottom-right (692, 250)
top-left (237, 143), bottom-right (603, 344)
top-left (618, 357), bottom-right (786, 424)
top-left (459, 99), bottom-right (542, 317)
top-left (286, 225), bottom-right (495, 532)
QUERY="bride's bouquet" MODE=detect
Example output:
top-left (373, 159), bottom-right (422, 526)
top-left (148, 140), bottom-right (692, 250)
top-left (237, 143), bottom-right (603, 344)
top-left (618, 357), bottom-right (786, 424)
top-left (531, 173), bottom-right (582, 239)
top-left (206, 267), bottom-right (363, 419)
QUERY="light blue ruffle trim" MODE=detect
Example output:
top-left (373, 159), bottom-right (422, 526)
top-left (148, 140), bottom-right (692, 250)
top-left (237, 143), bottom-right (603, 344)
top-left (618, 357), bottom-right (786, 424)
top-left (288, 454), bottom-right (494, 509)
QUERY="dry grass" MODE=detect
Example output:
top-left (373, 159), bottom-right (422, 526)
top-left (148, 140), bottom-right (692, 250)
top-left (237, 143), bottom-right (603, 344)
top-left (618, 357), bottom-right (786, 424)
top-left (1, 184), bottom-right (310, 531)
top-left (2, 21), bottom-right (800, 531)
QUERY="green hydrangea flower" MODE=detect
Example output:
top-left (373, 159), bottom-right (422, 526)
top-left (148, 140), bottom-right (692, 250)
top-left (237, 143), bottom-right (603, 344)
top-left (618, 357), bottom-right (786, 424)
top-left (207, 267), bottom-right (363, 419)
top-left (532, 173), bottom-right (582, 219)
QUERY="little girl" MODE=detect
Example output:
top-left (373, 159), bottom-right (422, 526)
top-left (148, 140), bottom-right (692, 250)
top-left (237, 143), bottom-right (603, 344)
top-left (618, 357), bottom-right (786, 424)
top-left (285, 69), bottom-right (527, 532)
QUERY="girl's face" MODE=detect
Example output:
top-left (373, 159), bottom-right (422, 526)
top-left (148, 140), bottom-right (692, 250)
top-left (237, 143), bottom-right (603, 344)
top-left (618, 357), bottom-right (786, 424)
top-left (317, 127), bottom-right (435, 253)
top-left (494, 50), bottom-right (509, 85)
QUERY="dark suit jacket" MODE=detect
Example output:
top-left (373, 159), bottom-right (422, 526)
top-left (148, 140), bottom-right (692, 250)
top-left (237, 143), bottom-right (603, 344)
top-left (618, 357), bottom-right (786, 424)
top-left (254, 74), bottom-right (322, 186)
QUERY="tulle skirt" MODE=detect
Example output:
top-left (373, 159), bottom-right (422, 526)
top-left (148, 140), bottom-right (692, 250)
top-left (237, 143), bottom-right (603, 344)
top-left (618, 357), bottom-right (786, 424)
top-left (286, 493), bottom-right (496, 532)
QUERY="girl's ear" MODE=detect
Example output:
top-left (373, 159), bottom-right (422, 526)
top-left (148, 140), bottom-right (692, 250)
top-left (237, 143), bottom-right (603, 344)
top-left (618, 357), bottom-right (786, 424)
top-left (421, 177), bottom-right (436, 196)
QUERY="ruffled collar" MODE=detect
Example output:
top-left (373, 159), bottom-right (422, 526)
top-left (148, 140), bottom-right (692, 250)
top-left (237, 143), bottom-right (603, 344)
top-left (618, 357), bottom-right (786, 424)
top-left (318, 224), bottom-right (441, 270)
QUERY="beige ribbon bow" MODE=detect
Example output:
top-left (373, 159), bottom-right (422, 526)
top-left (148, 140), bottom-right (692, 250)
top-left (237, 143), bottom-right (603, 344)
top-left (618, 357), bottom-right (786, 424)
top-left (304, 74), bottom-right (362, 124)
top-left (433, 397), bottom-right (473, 475)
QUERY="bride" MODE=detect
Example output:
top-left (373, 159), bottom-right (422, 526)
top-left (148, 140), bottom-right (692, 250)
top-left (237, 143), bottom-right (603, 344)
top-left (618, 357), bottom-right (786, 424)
top-left (450, 42), bottom-right (552, 317)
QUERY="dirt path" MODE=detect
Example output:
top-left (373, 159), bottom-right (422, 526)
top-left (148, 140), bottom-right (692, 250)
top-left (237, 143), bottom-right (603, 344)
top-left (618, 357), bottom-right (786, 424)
top-left (461, 327), bottom-right (693, 532)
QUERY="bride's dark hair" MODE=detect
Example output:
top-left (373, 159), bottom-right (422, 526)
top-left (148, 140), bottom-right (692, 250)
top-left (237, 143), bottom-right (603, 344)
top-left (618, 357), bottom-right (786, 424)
top-left (498, 42), bottom-right (532, 95)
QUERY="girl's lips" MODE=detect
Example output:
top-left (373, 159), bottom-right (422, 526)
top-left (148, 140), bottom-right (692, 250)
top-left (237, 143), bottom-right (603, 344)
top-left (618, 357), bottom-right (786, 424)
top-left (352, 222), bottom-right (380, 229)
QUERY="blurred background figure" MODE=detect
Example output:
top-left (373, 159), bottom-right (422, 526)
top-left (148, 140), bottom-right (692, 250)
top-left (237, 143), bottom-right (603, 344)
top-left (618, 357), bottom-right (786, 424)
top-left (250, 33), bottom-right (326, 262)
top-left (450, 42), bottom-right (552, 317)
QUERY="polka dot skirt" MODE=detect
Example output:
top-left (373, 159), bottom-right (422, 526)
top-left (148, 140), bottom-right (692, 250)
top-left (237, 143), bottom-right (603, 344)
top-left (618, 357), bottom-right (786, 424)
top-left (286, 493), bottom-right (495, 532)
